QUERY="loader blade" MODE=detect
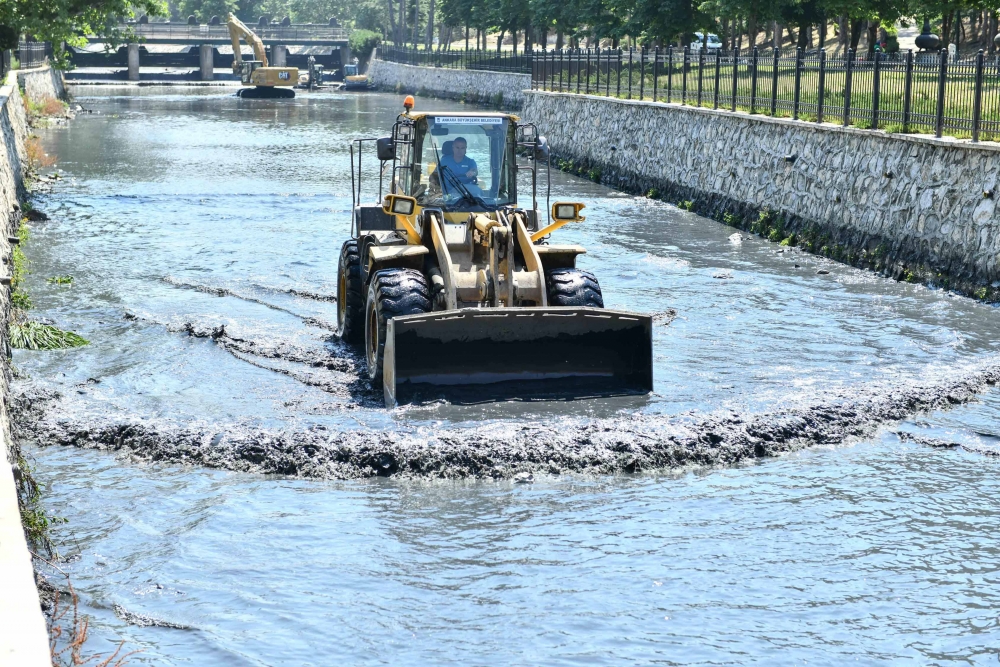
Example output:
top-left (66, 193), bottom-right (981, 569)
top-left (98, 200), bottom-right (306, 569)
top-left (383, 307), bottom-right (653, 406)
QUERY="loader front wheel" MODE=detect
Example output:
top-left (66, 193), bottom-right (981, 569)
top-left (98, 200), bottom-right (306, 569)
top-left (365, 269), bottom-right (432, 389)
top-left (545, 268), bottom-right (604, 308)
top-left (337, 240), bottom-right (364, 345)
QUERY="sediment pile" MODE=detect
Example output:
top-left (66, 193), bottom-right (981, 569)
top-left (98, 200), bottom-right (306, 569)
top-left (14, 361), bottom-right (1000, 480)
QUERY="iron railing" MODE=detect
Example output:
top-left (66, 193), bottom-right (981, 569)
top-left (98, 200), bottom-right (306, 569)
top-left (105, 22), bottom-right (349, 42)
top-left (380, 44), bottom-right (1000, 141)
top-left (18, 41), bottom-right (48, 69)
top-left (379, 45), bottom-right (534, 74)
top-left (532, 47), bottom-right (1000, 140)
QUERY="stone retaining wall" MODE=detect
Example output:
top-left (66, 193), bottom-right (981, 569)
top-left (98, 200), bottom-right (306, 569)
top-left (523, 90), bottom-right (1000, 295)
top-left (0, 71), bottom-right (49, 666)
top-left (17, 65), bottom-right (66, 103)
top-left (367, 56), bottom-right (530, 108)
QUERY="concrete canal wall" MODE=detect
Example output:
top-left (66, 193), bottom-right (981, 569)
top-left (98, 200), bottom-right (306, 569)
top-left (17, 64), bottom-right (66, 103)
top-left (523, 91), bottom-right (1000, 294)
top-left (368, 56), bottom-right (1000, 294)
top-left (0, 70), bottom-right (51, 665)
top-left (367, 55), bottom-right (530, 108)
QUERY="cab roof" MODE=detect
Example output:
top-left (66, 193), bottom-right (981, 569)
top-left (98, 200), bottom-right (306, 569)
top-left (405, 110), bottom-right (521, 122)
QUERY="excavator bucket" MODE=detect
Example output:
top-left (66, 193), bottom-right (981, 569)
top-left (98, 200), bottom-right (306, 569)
top-left (382, 308), bottom-right (653, 406)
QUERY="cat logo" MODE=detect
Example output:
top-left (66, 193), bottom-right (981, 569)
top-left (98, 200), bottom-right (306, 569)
top-left (279, 71), bottom-right (290, 80)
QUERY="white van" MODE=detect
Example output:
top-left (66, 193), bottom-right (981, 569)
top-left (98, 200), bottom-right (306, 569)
top-left (690, 32), bottom-right (723, 51)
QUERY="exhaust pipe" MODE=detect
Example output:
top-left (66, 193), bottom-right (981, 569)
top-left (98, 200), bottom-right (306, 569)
top-left (382, 307), bottom-right (653, 406)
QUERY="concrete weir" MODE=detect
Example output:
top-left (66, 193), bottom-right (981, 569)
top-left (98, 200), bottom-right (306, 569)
top-left (0, 69), bottom-right (50, 664)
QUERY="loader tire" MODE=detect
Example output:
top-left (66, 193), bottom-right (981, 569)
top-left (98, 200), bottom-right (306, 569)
top-left (365, 268), bottom-right (432, 389)
top-left (545, 268), bottom-right (604, 308)
top-left (337, 240), bottom-right (364, 345)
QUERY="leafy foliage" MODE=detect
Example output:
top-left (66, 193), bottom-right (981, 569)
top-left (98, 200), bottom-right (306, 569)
top-left (2, 0), bottom-right (166, 67)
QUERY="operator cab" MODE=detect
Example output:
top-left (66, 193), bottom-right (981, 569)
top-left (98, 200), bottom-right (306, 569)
top-left (394, 114), bottom-right (517, 213)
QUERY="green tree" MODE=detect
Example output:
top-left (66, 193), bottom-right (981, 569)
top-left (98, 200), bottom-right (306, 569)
top-left (0, 0), bottom-right (165, 63)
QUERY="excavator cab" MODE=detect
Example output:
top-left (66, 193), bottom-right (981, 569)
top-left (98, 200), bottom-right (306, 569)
top-left (340, 99), bottom-right (654, 406)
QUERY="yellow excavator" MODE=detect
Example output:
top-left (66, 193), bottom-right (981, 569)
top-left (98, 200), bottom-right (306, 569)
top-left (227, 13), bottom-right (298, 98)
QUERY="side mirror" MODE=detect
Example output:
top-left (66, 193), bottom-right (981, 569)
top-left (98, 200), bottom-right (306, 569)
top-left (383, 194), bottom-right (417, 216)
top-left (376, 137), bottom-right (395, 161)
top-left (535, 135), bottom-right (550, 159)
top-left (551, 201), bottom-right (586, 222)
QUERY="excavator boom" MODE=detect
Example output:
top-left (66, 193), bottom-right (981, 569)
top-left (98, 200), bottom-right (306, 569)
top-left (227, 13), bottom-right (268, 67)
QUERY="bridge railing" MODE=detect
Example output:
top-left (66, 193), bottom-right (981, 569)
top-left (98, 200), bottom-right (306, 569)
top-left (18, 42), bottom-right (48, 69)
top-left (101, 22), bottom-right (348, 42)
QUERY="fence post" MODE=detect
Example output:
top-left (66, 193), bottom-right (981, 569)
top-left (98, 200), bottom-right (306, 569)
top-left (793, 47), bottom-right (802, 120)
top-left (639, 47), bottom-right (645, 100)
top-left (902, 50), bottom-right (913, 132)
top-left (871, 51), bottom-right (882, 129)
top-left (973, 49), bottom-right (985, 142)
top-left (653, 47), bottom-right (659, 101)
top-left (595, 48), bottom-right (600, 94)
top-left (697, 48), bottom-right (705, 106)
top-left (667, 47), bottom-right (674, 103)
top-left (713, 48), bottom-right (721, 109)
top-left (935, 48), bottom-right (947, 138)
top-left (606, 48), bottom-right (612, 96)
top-left (616, 48), bottom-right (622, 97)
top-left (560, 49), bottom-right (565, 91)
top-left (628, 48), bottom-right (633, 99)
top-left (577, 48), bottom-right (582, 93)
top-left (770, 47), bottom-right (779, 116)
top-left (682, 47), bottom-right (689, 104)
top-left (586, 48), bottom-right (592, 94)
top-left (843, 49), bottom-right (854, 126)
top-left (732, 47), bottom-right (739, 111)
top-left (817, 49), bottom-right (826, 123)
top-left (750, 47), bottom-right (759, 113)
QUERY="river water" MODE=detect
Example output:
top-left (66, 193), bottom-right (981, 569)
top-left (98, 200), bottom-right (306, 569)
top-left (21, 87), bottom-right (1000, 664)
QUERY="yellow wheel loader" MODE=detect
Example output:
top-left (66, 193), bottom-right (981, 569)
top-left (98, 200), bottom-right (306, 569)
top-left (339, 96), bottom-right (653, 406)
top-left (227, 13), bottom-right (298, 98)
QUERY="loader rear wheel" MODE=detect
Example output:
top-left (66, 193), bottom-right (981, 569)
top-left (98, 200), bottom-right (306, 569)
top-left (337, 240), bottom-right (364, 345)
top-left (365, 269), bottom-right (432, 389)
top-left (545, 268), bottom-right (604, 308)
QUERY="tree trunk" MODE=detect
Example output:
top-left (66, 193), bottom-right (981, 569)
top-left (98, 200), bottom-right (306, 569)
top-left (556, 32), bottom-right (563, 50)
top-left (497, 30), bottom-right (504, 52)
top-left (424, 0), bottom-right (434, 50)
top-left (819, 18), bottom-right (826, 48)
top-left (387, 0), bottom-right (397, 44)
top-left (797, 25), bottom-right (810, 49)
top-left (866, 21), bottom-right (877, 55)
top-left (941, 11), bottom-right (954, 49)
top-left (849, 18), bottom-right (863, 51)
top-left (839, 17), bottom-right (848, 49)
top-left (748, 14), bottom-right (758, 48)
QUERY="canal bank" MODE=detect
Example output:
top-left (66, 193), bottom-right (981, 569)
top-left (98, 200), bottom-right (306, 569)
top-left (369, 56), bottom-right (1000, 299)
top-left (0, 69), bottom-right (51, 665)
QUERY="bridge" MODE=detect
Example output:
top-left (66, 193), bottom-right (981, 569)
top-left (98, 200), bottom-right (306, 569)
top-left (80, 20), bottom-right (351, 81)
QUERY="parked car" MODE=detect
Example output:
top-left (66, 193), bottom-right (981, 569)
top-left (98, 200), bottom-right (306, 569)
top-left (690, 32), bottom-right (723, 52)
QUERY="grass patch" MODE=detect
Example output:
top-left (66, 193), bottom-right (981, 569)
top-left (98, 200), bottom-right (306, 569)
top-left (10, 318), bottom-right (89, 350)
top-left (46, 275), bottom-right (73, 284)
top-left (678, 200), bottom-right (694, 211)
top-left (9, 219), bottom-right (88, 350)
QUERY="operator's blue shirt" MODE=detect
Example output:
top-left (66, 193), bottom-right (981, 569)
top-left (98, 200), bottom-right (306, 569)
top-left (438, 153), bottom-right (478, 186)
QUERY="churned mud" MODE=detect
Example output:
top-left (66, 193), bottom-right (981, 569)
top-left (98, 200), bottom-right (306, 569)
top-left (14, 362), bottom-right (1000, 480)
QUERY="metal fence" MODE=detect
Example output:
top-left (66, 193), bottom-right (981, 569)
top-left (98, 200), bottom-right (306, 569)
top-left (18, 41), bottom-right (48, 68)
top-left (532, 47), bottom-right (1000, 141)
top-left (379, 44), bottom-right (1000, 141)
top-left (379, 45), bottom-right (534, 74)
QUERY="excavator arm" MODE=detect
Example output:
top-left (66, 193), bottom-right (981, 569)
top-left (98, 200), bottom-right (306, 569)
top-left (227, 13), bottom-right (268, 69)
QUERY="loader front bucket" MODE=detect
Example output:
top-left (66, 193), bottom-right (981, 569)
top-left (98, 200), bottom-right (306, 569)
top-left (382, 307), bottom-right (653, 406)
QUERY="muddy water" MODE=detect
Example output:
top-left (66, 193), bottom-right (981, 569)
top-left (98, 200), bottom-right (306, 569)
top-left (21, 87), bottom-right (1000, 663)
